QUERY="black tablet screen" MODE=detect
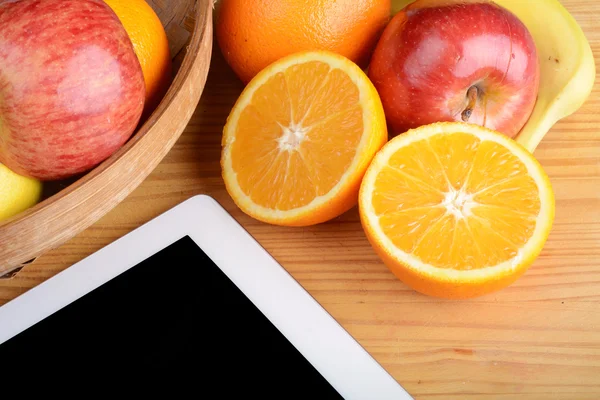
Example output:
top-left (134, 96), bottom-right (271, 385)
top-left (0, 236), bottom-right (344, 397)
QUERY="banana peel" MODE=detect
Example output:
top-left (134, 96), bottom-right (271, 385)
top-left (391, 0), bottom-right (596, 153)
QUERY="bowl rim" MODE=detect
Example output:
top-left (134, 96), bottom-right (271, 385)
top-left (0, 0), bottom-right (214, 275)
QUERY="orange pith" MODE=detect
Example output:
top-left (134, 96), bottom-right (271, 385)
top-left (222, 51), bottom-right (388, 226)
top-left (359, 122), bottom-right (555, 299)
top-left (232, 64), bottom-right (363, 210)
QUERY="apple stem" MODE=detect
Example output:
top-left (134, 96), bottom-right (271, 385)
top-left (461, 86), bottom-right (479, 122)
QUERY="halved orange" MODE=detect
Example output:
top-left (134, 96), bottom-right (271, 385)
top-left (359, 122), bottom-right (555, 299)
top-left (221, 51), bottom-right (388, 226)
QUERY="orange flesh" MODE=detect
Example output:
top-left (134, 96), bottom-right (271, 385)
top-left (231, 61), bottom-right (364, 211)
top-left (372, 132), bottom-right (541, 270)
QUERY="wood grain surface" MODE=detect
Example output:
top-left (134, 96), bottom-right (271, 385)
top-left (1, 1), bottom-right (599, 398)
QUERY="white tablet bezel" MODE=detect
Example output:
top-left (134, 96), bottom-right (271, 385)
top-left (0, 194), bottom-right (412, 399)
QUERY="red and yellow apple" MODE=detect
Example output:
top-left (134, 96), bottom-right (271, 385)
top-left (0, 0), bottom-right (145, 181)
top-left (368, 0), bottom-right (540, 138)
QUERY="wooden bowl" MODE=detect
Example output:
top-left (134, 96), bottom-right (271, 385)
top-left (0, 0), bottom-right (213, 276)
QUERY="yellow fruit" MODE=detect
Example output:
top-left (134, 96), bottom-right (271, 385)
top-left (221, 51), bottom-right (388, 226)
top-left (104, 0), bottom-right (172, 119)
top-left (0, 163), bottom-right (42, 223)
top-left (391, 0), bottom-right (596, 152)
top-left (359, 122), bottom-right (555, 299)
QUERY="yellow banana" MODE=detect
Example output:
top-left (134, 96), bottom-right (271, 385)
top-left (391, 0), bottom-right (596, 153)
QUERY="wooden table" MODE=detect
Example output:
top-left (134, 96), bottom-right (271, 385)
top-left (1, 1), bottom-right (599, 398)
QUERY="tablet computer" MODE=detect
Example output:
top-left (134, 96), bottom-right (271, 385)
top-left (0, 195), bottom-right (412, 398)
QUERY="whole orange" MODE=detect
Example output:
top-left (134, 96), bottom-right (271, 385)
top-left (104, 0), bottom-right (172, 119)
top-left (215, 0), bottom-right (392, 84)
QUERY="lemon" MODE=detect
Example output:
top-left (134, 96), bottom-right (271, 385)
top-left (0, 164), bottom-right (42, 223)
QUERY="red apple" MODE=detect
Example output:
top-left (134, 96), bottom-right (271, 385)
top-left (368, 0), bottom-right (540, 138)
top-left (0, 0), bottom-right (145, 181)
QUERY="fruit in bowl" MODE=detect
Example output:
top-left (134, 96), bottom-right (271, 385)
top-left (369, 0), bottom-right (540, 138)
top-left (104, 0), bottom-right (173, 121)
top-left (0, 0), bottom-right (146, 181)
top-left (0, 0), bottom-right (212, 276)
top-left (0, 163), bottom-right (41, 223)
